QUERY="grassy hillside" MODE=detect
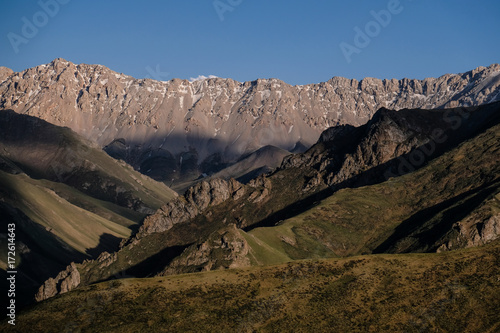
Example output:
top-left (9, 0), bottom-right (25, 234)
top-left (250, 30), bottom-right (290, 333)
top-left (0, 167), bottom-right (160, 308)
top-left (161, 119), bottom-right (500, 271)
top-left (4, 240), bottom-right (499, 332)
top-left (0, 171), bottom-right (133, 258)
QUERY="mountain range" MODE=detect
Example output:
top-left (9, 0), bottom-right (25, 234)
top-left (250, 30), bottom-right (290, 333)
top-left (1, 60), bottom-right (499, 190)
top-left (4, 100), bottom-right (499, 332)
top-left (0, 61), bottom-right (499, 331)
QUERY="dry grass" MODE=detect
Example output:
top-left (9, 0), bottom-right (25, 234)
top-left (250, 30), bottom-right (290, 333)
top-left (4, 240), bottom-right (499, 332)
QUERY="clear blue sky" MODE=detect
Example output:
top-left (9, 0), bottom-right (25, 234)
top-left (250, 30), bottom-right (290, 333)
top-left (0, 0), bottom-right (499, 85)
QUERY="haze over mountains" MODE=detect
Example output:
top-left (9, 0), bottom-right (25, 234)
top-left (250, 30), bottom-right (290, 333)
top-left (1, 59), bottom-right (499, 188)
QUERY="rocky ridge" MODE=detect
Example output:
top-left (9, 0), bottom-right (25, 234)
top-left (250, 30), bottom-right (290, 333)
top-left (138, 178), bottom-right (246, 236)
top-left (1, 60), bottom-right (499, 183)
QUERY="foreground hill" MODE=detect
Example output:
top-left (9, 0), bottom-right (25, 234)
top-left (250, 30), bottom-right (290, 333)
top-left (4, 240), bottom-right (499, 332)
top-left (1, 59), bottom-right (499, 185)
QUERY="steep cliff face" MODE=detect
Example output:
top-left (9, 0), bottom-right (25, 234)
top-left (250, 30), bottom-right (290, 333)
top-left (1, 60), bottom-right (499, 183)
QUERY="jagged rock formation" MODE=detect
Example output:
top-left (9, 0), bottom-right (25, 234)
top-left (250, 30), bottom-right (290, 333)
top-left (281, 102), bottom-right (500, 191)
top-left (138, 178), bottom-right (245, 236)
top-left (35, 263), bottom-right (80, 302)
top-left (159, 224), bottom-right (251, 275)
top-left (438, 199), bottom-right (500, 252)
top-left (464, 214), bottom-right (500, 246)
top-left (1, 59), bottom-right (499, 184)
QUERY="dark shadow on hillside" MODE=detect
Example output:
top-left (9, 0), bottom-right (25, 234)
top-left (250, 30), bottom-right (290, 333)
top-left (120, 244), bottom-right (190, 278)
top-left (0, 202), bottom-right (87, 309)
top-left (85, 233), bottom-right (124, 257)
top-left (242, 187), bottom-right (334, 232)
top-left (0, 203), bottom-right (134, 310)
top-left (91, 244), bottom-right (191, 285)
top-left (373, 180), bottom-right (500, 254)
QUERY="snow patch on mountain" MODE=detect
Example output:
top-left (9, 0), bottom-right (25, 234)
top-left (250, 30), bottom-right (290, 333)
top-left (189, 75), bottom-right (219, 82)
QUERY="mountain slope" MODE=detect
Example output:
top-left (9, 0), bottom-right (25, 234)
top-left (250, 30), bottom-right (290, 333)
top-left (210, 145), bottom-right (290, 183)
top-left (1, 60), bottom-right (499, 185)
top-left (35, 102), bottom-right (500, 299)
top-left (0, 110), bottom-right (177, 211)
top-left (156, 112), bottom-right (500, 273)
top-left (246, 120), bottom-right (500, 261)
top-left (0, 110), bottom-right (177, 306)
top-left (4, 240), bottom-right (500, 332)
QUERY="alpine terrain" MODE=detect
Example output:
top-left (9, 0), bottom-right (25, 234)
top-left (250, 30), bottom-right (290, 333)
top-left (0, 60), bottom-right (499, 190)
top-left (0, 61), bottom-right (499, 332)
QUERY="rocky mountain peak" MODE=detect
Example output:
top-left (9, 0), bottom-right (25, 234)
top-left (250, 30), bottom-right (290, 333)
top-left (1, 60), bottom-right (499, 186)
top-left (0, 67), bottom-right (13, 83)
top-left (137, 177), bottom-right (246, 237)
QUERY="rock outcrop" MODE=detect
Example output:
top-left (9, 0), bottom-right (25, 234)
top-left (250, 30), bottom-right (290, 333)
top-left (138, 178), bottom-right (245, 236)
top-left (35, 263), bottom-right (80, 302)
top-left (437, 198), bottom-right (500, 252)
top-left (459, 214), bottom-right (500, 248)
top-left (159, 224), bottom-right (251, 275)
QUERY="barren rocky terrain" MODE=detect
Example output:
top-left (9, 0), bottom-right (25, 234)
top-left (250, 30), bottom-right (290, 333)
top-left (1, 60), bottom-right (499, 185)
